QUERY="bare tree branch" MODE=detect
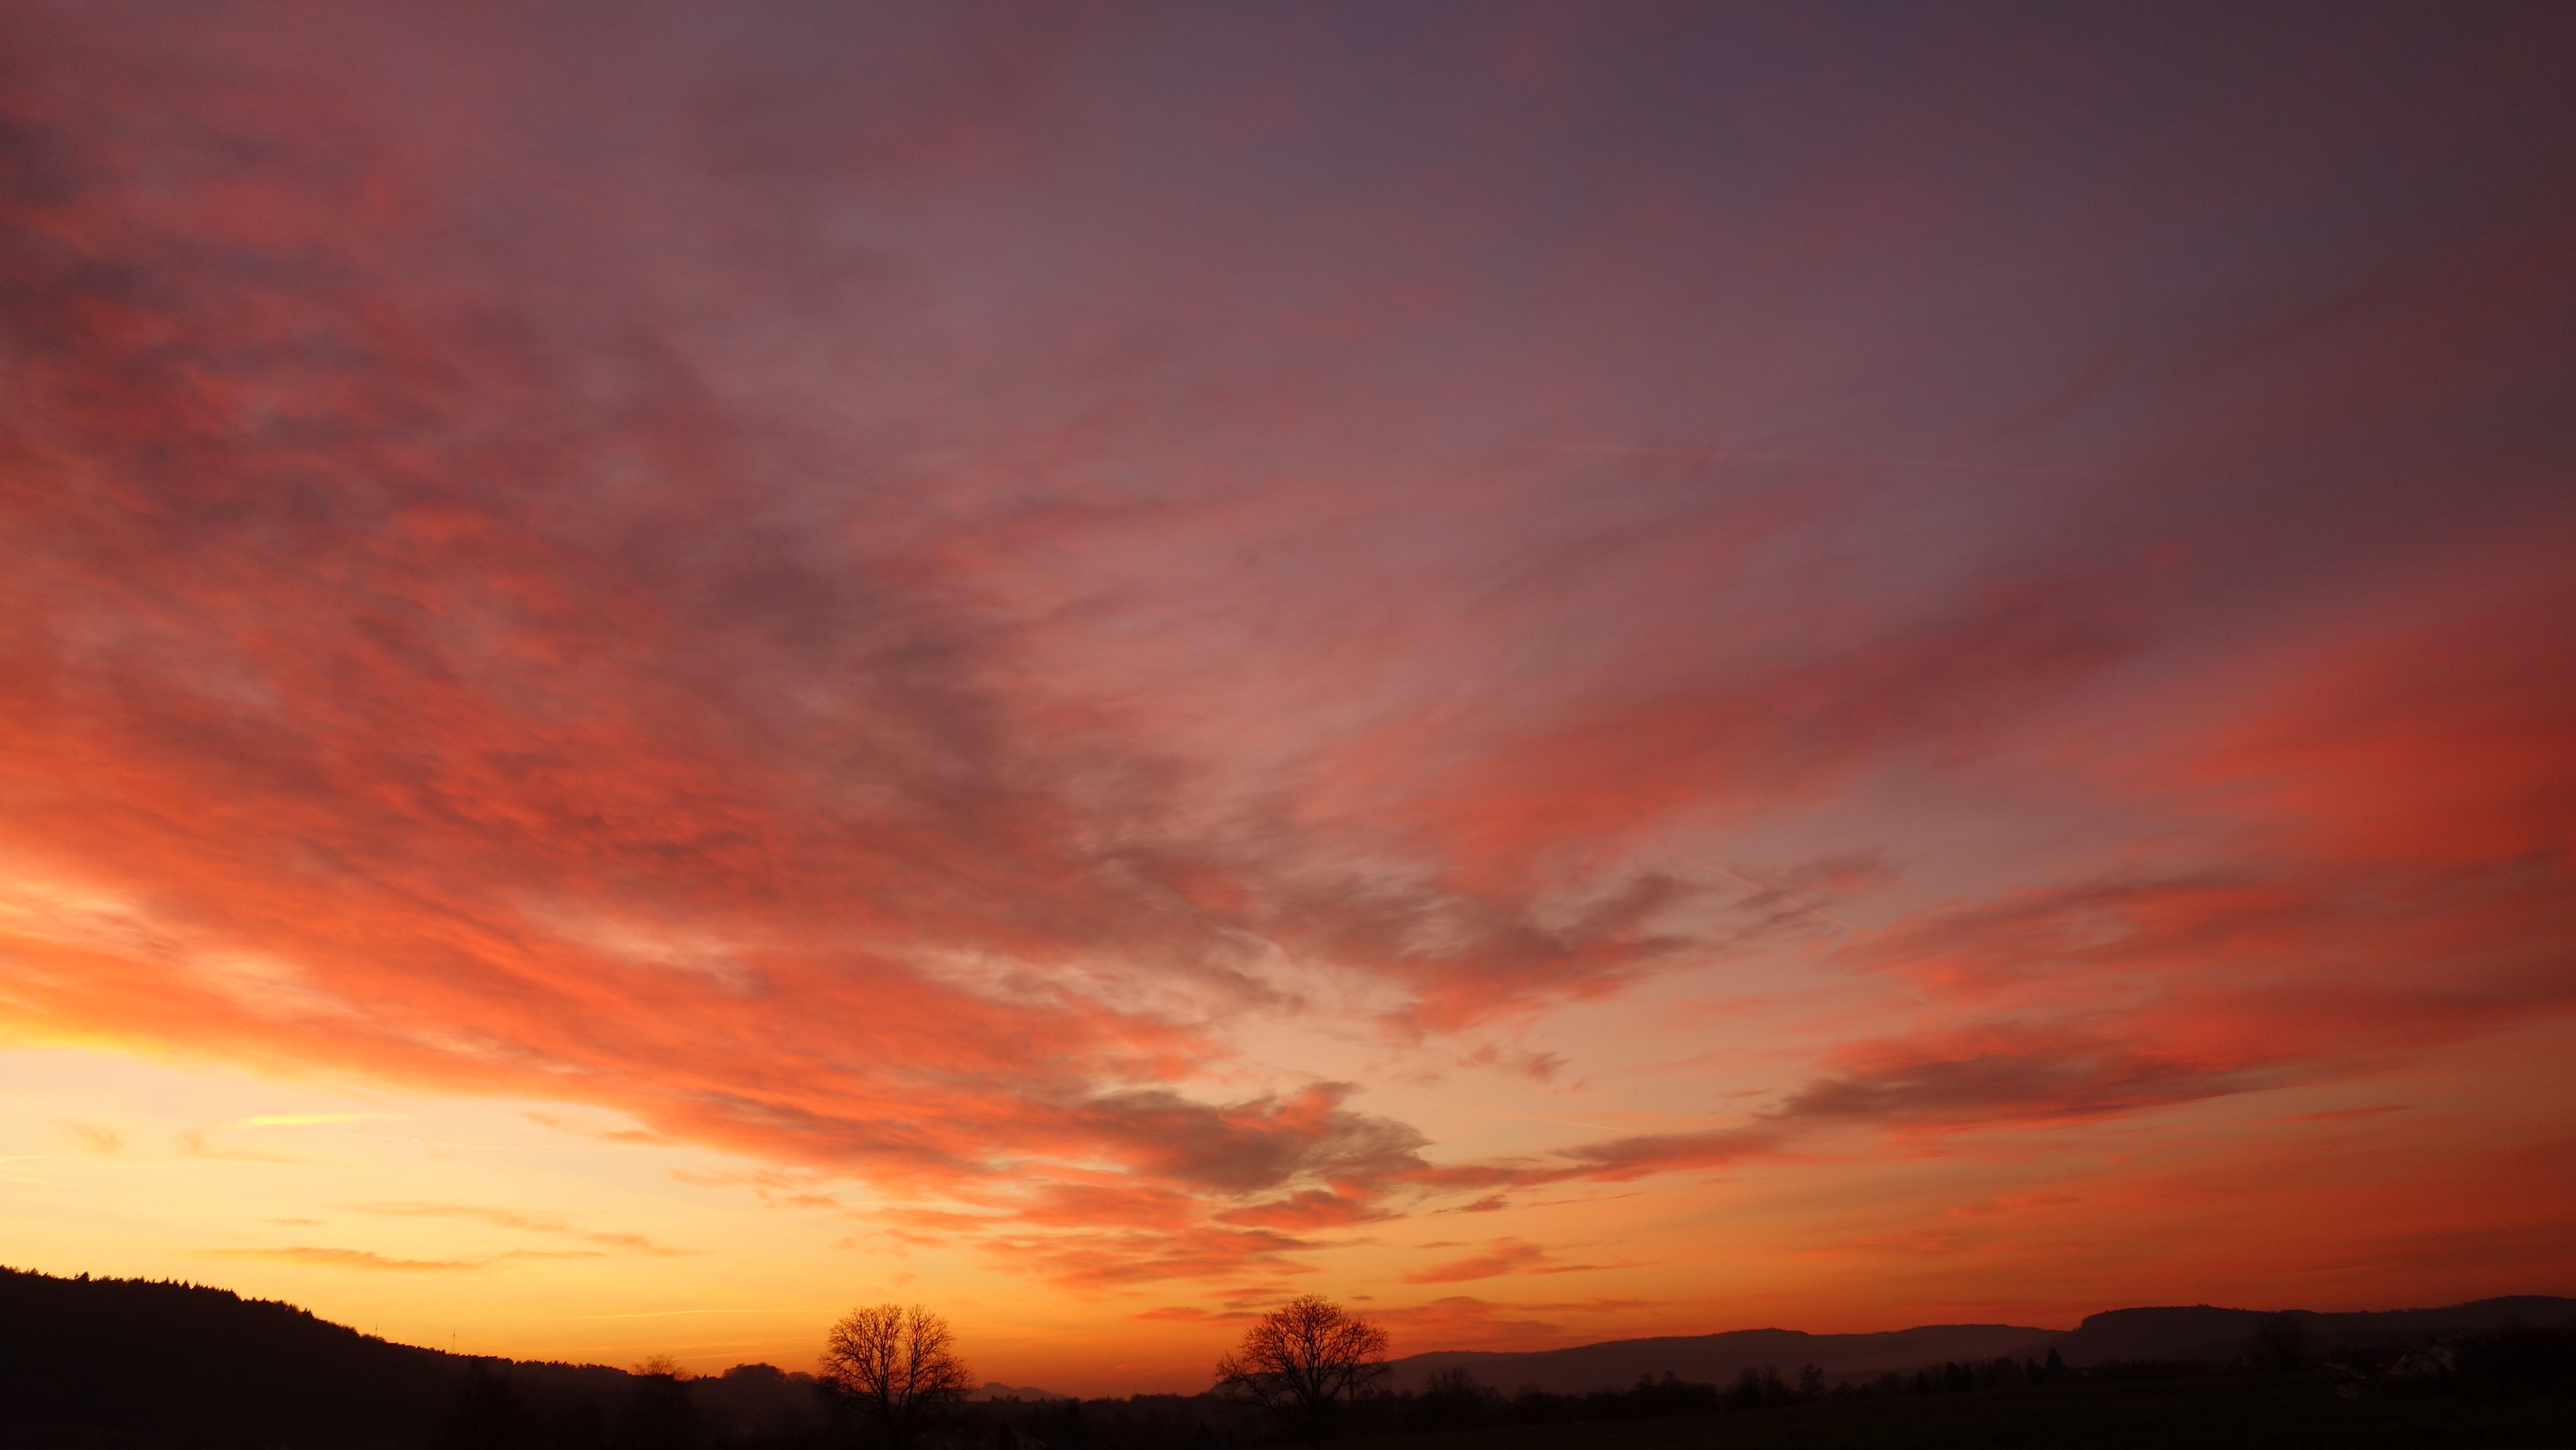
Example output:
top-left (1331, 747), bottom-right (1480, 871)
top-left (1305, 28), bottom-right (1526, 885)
top-left (1213, 1295), bottom-right (1390, 1447)
top-left (821, 1303), bottom-right (975, 1448)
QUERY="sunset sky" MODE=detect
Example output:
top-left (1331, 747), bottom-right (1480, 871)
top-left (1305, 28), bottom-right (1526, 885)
top-left (4, 1), bottom-right (2573, 1395)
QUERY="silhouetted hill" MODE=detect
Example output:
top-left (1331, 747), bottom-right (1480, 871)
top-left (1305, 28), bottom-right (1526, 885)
top-left (0, 1266), bottom-right (822, 1448)
top-left (1386, 1296), bottom-right (2576, 1393)
top-left (0, 1265), bottom-right (466, 1446)
top-left (2053, 1296), bottom-right (2576, 1365)
top-left (1387, 1324), bottom-right (2055, 1393)
top-left (974, 1381), bottom-right (1077, 1401)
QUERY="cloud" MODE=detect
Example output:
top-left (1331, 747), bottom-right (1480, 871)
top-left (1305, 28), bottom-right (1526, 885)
top-left (1401, 1238), bottom-right (1611, 1285)
top-left (349, 1202), bottom-right (696, 1256)
top-left (1067, 1085), bottom-right (1431, 1197)
top-left (2, 0), bottom-right (2572, 1318)
top-left (62, 1122), bottom-right (121, 1157)
top-left (1460, 1044), bottom-right (1570, 1085)
top-left (974, 1224), bottom-right (1320, 1289)
top-left (1408, 1126), bottom-right (1778, 1193)
top-left (176, 1129), bottom-right (309, 1164)
top-left (1213, 1190), bottom-right (1395, 1231)
top-left (1388, 576), bottom-right (2133, 882)
top-left (1947, 1192), bottom-right (2080, 1218)
top-left (1368, 1296), bottom-right (1654, 1354)
top-left (203, 1247), bottom-right (481, 1272)
top-left (1773, 1026), bottom-right (2271, 1130)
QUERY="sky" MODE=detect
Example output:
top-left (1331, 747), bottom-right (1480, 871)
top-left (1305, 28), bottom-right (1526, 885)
top-left (2, 0), bottom-right (2573, 1396)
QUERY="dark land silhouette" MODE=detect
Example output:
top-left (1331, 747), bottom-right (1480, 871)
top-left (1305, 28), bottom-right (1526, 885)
top-left (4, 1265), bottom-right (2571, 1448)
top-left (0, 1265), bottom-right (808, 1448)
top-left (1382, 1296), bottom-right (2576, 1393)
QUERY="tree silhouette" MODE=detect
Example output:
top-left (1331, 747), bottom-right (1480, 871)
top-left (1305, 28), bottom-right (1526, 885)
top-left (439, 1362), bottom-right (540, 1450)
top-left (1412, 1366), bottom-right (1495, 1431)
top-left (820, 1304), bottom-right (974, 1448)
top-left (1212, 1296), bottom-right (1390, 1447)
top-left (618, 1356), bottom-right (699, 1450)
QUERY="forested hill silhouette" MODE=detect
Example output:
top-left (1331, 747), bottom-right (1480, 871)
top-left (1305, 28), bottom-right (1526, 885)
top-left (0, 1265), bottom-right (817, 1447)
top-left (2053, 1298), bottom-right (2576, 1365)
top-left (5, 1263), bottom-right (477, 1445)
top-left (1384, 1297), bottom-right (2576, 1393)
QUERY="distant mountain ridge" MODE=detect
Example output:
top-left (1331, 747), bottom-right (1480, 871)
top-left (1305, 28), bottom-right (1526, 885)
top-left (975, 1381), bottom-right (1076, 1401)
top-left (1387, 1324), bottom-right (2053, 1394)
top-left (1386, 1296), bottom-right (2576, 1394)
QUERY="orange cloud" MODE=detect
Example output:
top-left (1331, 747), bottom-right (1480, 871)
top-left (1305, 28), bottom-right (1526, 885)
top-left (1368, 1297), bottom-right (1656, 1354)
top-left (349, 1203), bottom-right (696, 1256)
top-left (1401, 1239), bottom-right (1614, 1285)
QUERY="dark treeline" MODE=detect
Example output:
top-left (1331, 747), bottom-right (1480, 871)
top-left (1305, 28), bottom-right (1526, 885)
top-left (947, 1325), bottom-right (2576, 1449)
top-left (8, 1267), bottom-right (2575, 1450)
top-left (431, 1361), bottom-right (830, 1449)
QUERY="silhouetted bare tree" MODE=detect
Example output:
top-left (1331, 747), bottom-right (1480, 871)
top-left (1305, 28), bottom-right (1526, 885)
top-left (821, 1304), bottom-right (974, 1448)
top-left (1212, 1296), bottom-right (1389, 1447)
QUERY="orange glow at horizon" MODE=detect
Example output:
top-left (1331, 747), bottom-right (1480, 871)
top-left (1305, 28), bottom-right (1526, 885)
top-left (3, 2), bottom-right (2572, 1396)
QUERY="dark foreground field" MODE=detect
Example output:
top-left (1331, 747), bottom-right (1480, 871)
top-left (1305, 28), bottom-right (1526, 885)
top-left (1344, 1378), bottom-right (2576, 1450)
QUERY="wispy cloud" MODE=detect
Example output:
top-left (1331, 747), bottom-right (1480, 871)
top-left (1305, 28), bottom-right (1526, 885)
top-left (62, 1123), bottom-right (121, 1157)
top-left (1401, 1239), bottom-right (1619, 1285)
top-left (204, 1247), bottom-right (481, 1272)
top-left (176, 1129), bottom-right (310, 1164)
top-left (349, 1203), bottom-right (697, 1257)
